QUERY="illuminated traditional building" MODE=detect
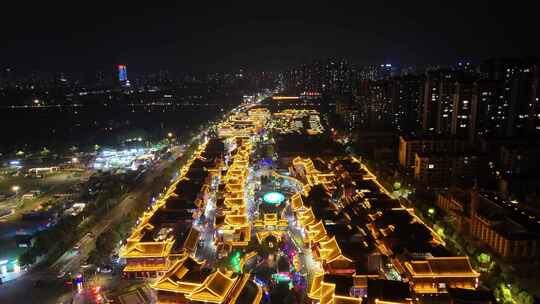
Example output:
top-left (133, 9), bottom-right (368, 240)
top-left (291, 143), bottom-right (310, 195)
top-left (272, 109), bottom-right (324, 135)
top-left (217, 214), bottom-right (250, 247)
top-left (255, 231), bottom-right (285, 244)
top-left (120, 139), bottom-right (221, 278)
top-left (214, 138), bottom-right (253, 251)
top-left (152, 254), bottom-right (207, 302)
top-left (253, 213), bottom-right (288, 230)
top-left (290, 155), bottom-right (486, 300)
top-left (218, 113), bottom-right (258, 138)
top-left (308, 273), bottom-right (362, 304)
top-left (149, 138), bottom-right (260, 302)
top-left (290, 193), bottom-right (305, 211)
top-left (291, 157), bottom-right (336, 191)
top-left (291, 169), bottom-right (369, 300)
top-left (247, 107), bottom-right (271, 128)
top-left (153, 263), bottom-right (262, 304)
top-left (309, 274), bottom-right (413, 304)
top-left (403, 257), bottom-right (479, 294)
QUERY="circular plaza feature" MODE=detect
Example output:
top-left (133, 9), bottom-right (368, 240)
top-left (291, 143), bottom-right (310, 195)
top-left (262, 191), bottom-right (285, 205)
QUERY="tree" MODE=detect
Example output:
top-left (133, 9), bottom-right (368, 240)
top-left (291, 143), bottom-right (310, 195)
top-left (500, 284), bottom-right (513, 304)
top-left (116, 219), bottom-right (132, 238)
top-left (19, 250), bottom-right (36, 266)
top-left (96, 230), bottom-right (120, 254)
top-left (516, 291), bottom-right (534, 304)
top-left (87, 249), bottom-right (103, 266)
top-left (40, 147), bottom-right (51, 156)
top-left (33, 233), bottom-right (53, 255)
top-left (87, 230), bottom-right (121, 266)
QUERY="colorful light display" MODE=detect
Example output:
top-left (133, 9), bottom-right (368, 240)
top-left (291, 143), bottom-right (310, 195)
top-left (262, 191), bottom-right (285, 205)
top-left (231, 251), bottom-right (242, 273)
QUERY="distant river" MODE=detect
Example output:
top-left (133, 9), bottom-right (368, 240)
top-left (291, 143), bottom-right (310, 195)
top-left (0, 103), bottom-right (231, 153)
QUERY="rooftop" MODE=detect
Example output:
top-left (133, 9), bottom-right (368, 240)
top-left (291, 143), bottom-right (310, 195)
top-left (367, 279), bottom-right (412, 303)
top-left (405, 257), bottom-right (479, 278)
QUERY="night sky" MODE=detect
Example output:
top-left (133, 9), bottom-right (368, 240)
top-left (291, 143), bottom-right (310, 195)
top-left (1, 1), bottom-right (538, 73)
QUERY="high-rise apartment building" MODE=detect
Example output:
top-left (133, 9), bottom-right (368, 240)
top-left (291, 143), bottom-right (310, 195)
top-left (390, 75), bottom-right (425, 132)
top-left (284, 59), bottom-right (353, 96)
top-left (451, 81), bottom-right (478, 141)
top-left (480, 58), bottom-right (540, 137)
top-left (529, 65), bottom-right (540, 134)
top-left (421, 69), bottom-right (462, 134)
top-left (398, 135), bottom-right (467, 170)
top-left (355, 80), bottom-right (394, 130)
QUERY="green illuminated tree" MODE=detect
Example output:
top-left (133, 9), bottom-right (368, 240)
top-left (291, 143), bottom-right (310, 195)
top-left (231, 251), bottom-right (242, 273)
top-left (40, 147), bottom-right (50, 156)
top-left (477, 252), bottom-right (491, 264)
top-left (516, 291), bottom-right (534, 304)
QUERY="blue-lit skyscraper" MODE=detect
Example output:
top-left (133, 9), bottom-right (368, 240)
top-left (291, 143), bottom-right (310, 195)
top-left (118, 64), bottom-right (128, 83)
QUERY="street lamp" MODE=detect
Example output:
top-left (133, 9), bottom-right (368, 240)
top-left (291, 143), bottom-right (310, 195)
top-left (12, 185), bottom-right (20, 194)
top-left (167, 132), bottom-right (173, 138)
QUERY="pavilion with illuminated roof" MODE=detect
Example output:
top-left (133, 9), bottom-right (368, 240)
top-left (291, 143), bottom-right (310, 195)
top-left (153, 255), bottom-right (262, 304)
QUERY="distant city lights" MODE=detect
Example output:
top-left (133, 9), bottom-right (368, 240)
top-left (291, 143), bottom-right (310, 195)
top-left (92, 148), bottom-right (154, 171)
